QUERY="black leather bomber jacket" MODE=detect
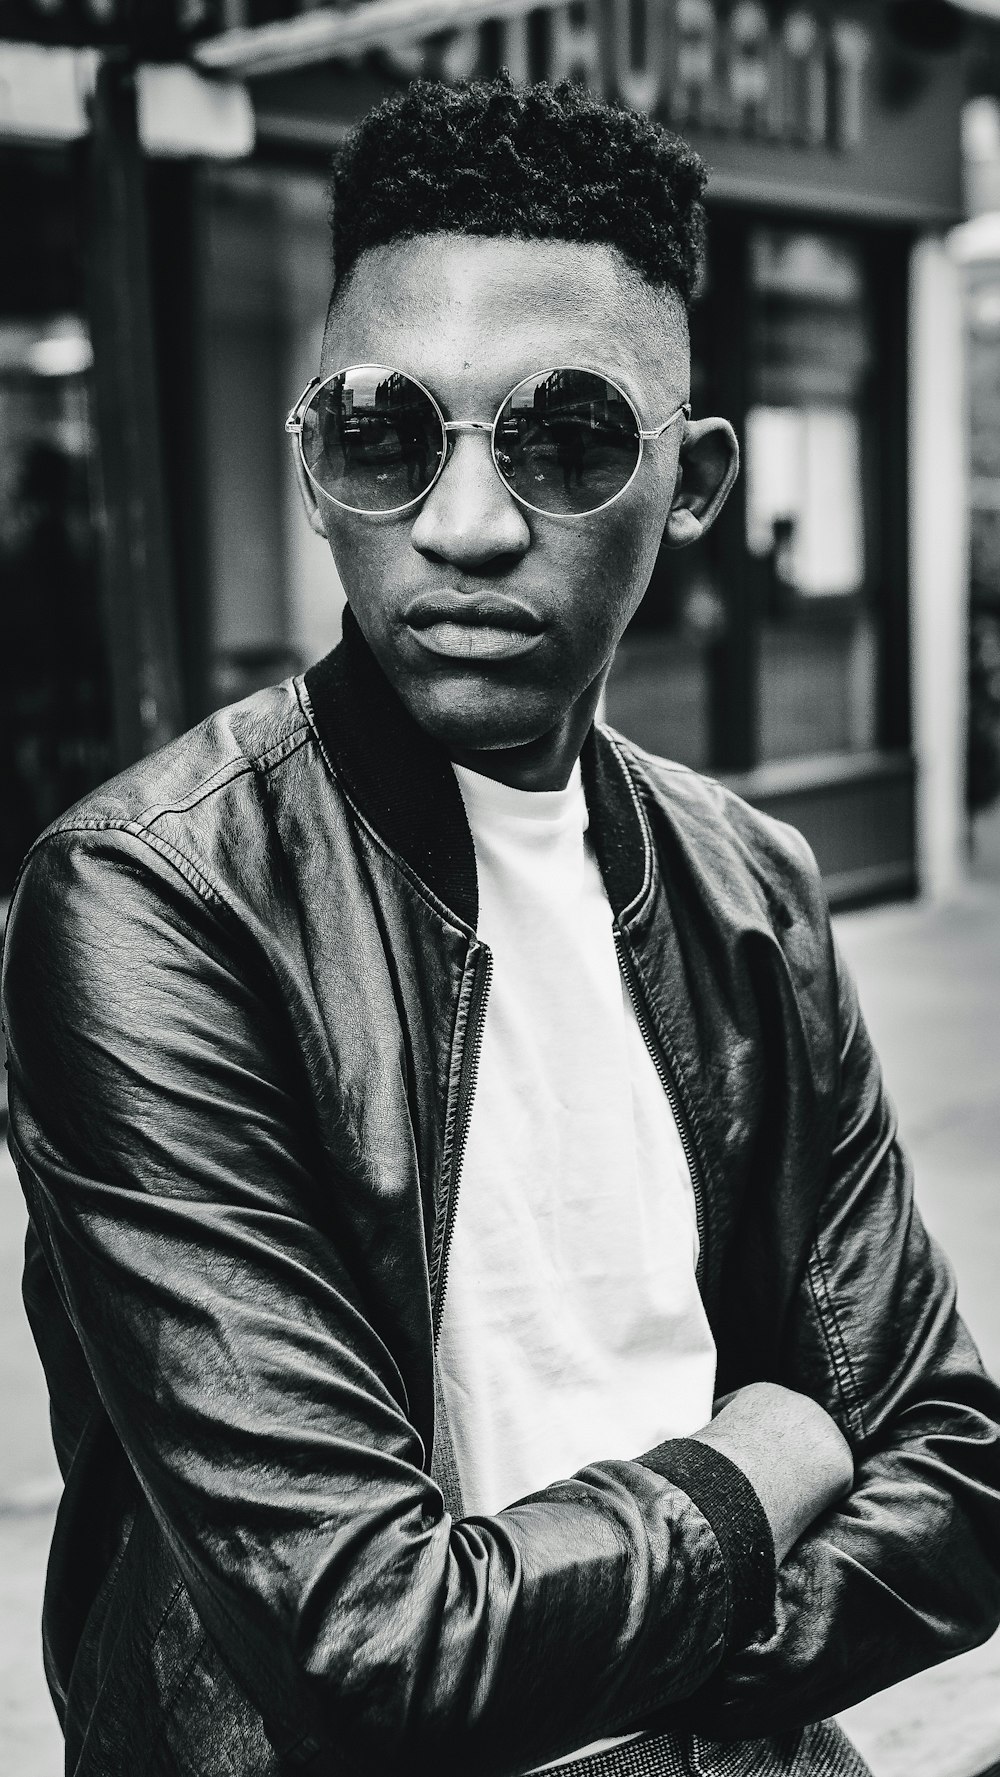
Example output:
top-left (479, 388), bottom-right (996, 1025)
top-left (4, 614), bottom-right (1000, 1777)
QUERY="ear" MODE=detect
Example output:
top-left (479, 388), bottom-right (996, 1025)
top-left (663, 417), bottom-right (739, 549)
top-left (292, 442), bottom-right (329, 539)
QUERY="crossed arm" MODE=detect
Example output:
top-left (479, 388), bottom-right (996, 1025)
top-left (673, 947), bottom-right (1000, 1738)
top-left (4, 829), bottom-right (1000, 1774)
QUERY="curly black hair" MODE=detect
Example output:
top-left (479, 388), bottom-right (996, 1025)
top-left (329, 76), bottom-right (707, 308)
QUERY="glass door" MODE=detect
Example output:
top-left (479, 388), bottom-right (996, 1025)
top-left (745, 225), bottom-right (879, 764)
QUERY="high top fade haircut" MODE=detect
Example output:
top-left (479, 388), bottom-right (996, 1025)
top-left (329, 75), bottom-right (708, 310)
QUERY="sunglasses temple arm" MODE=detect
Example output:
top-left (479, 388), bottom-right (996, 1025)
top-left (641, 401), bottom-right (692, 442)
top-left (285, 378), bottom-right (323, 434)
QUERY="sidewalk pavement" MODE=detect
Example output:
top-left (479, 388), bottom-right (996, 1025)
top-left (833, 882), bottom-right (1000, 1777)
top-left (1, 882), bottom-right (999, 1776)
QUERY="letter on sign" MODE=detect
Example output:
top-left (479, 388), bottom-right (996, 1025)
top-left (831, 21), bottom-right (869, 151)
top-left (608, 0), bottom-right (666, 115)
top-left (728, 1), bottom-right (770, 134)
top-left (549, 0), bottom-right (604, 93)
top-left (782, 11), bottom-right (827, 147)
top-left (673, 0), bottom-right (718, 129)
top-left (438, 27), bottom-right (481, 82)
top-left (500, 11), bottom-right (531, 84)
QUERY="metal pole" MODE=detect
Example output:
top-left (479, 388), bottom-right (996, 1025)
top-left (85, 54), bottom-right (185, 767)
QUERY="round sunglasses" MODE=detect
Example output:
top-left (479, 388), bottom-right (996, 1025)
top-left (285, 364), bottom-right (690, 520)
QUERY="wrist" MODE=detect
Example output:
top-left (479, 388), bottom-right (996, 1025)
top-left (694, 1384), bottom-right (854, 1565)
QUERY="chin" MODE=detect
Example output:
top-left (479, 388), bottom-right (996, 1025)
top-left (402, 672), bottom-right (567, 755)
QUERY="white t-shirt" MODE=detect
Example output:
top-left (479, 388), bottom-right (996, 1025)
top-left (441, 762), bottom-right (718, 1767)
top-left (441, 756), bottom-right (717, 1516)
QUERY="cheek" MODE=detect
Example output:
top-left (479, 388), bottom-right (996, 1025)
top-left (322, 514), bottom-right (400, 617)
top-left (561, 495), bottom-right (665, 642)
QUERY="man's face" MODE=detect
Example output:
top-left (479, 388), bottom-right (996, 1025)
top-left (301, 233), bottom-right (728, 758)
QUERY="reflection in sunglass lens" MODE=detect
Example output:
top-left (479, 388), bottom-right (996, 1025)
top-left (301, 368), bottom-right (444, 512)
top-left (494, 370), bottom-right (642, 515)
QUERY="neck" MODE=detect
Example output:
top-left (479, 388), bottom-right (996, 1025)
top-left (304, 611), bottom-right (649, 930)
top-left (447, 678), bottom-right (605, 792)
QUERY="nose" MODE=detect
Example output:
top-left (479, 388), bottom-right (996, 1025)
top-left (409, 431), bottom-right (531, 571)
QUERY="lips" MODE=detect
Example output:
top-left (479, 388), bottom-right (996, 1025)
top-left (404, 590), bottom-right (543, 633)
top-left (403, 590), bottom-right (545, 662)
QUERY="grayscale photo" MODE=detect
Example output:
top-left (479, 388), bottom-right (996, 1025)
top-left (2, 4), bottom-right (1000, 1776)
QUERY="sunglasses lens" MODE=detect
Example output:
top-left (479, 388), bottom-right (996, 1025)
top-left (301, 368), bottom-right (444, 512)
top-left (494, 370), bottom-right (642, 515)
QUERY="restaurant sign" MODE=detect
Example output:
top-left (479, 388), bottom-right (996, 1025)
top-left (213, 0), bottom-right (964, 224)
top-left (414, 0), bottom-right (869, 153)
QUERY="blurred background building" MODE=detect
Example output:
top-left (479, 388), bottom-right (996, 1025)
top-left (4, 9), bottom-right (1000, 1776)
top-left (2, 0), bottom-right (1000, 913)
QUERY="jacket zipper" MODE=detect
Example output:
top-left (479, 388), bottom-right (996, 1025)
top-left (432, 944), bottom-right (493, 1346)
top-left (614, 929), bottom-right (707, 1288)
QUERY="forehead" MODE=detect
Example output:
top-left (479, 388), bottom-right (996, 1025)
top-left (323, 234), bottom-right (688, 410)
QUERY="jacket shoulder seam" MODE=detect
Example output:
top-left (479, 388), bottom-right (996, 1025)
top-left (132, 720), bottom-right (312, 829)
top-left (22, 821), bottom-right (241, 926)
top-left (134, 755), bottom-right (256, 825)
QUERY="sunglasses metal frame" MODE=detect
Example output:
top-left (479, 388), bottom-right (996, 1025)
top-left (285, 364), bottom-right (691, 520)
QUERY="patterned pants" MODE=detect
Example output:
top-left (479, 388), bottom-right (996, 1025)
top-left (534, 1719), bottom-right (872, 1777)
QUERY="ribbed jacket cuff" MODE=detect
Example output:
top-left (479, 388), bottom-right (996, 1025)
top-left (637, 1437), bottom-right (775, 1648)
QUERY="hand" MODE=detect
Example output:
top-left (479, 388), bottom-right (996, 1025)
top-left (693, 1382), bottom-right (854, 1564)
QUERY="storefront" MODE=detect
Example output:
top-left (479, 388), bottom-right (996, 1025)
top-left (187, 0), bottom-right (968, 904)
top-left (0, 139), bottom-right (114, 894)
top-left (0, 0), bottom-right (975, 905)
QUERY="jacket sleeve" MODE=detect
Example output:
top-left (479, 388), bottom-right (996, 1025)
top-left (678, 933), bottom-right (1000, 1737)
top-left (1, 826), bottom-right (773, 1777)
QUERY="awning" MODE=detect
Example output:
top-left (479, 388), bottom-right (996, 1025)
top-left (194, 0), bottom-right (568, 79)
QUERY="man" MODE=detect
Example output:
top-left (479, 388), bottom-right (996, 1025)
top-left (4, 77), bottom-right (1000, 1777)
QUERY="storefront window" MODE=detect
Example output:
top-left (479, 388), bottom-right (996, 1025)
top-left (746, 226), bottom-right (879, 761)
top-left (199, 164), bottom-right (344, 707)
top-left (0, 152), bottom-right (112, 896)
